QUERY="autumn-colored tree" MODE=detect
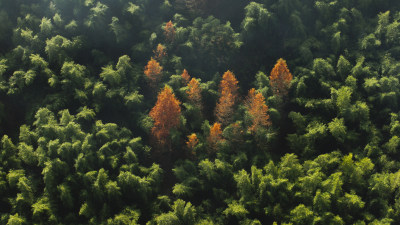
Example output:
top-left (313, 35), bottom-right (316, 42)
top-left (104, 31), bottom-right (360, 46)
top-left (164, 21), bottom-right (176, 42)
top-left (187, 77), bottom-right (202, 109)
top-left (215, 70), bottom-right (239, 126)
top-left (215, 92), bottom-right (235, 125)
top-left (207, 122), bottom-right (223, 152)
top-left (181, 69), bottom-right (191, 85)
top-left (153, 43), bottom-right (167, 61)
top-left (144, 57), bottom-right (163, 87)
top-left (219, 70), bottom-right (239, 99)
top-left (270, 58), bottom-right (293, 98)
top-left (149, 86), bottom-right (181, 146)
top-left (186, 133), bottom-right (199, 156)
top-left (245, 88), bottom-right (270, 132)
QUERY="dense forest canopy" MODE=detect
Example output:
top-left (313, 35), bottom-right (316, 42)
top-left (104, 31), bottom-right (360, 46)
top-left (1, 0), bottom-right (400, 224)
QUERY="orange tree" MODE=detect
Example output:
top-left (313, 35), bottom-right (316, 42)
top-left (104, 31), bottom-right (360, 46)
top-left (207, 122), bottom-right (223, 152)
top-left (245, 88), bottom-right (270, 132)
top-left (187, 77), bottom-right (202, 109)
top-left (144, 58), bottom-right (163, 87)
top-left (181, 69), bottom-right (191, 85)
top-left (149, 86), bottom-right (181, 146)
top-left (186, 133), bottom-right (199, 157)
top-left (270, 58), bottom-right (293, 98)
top-left (215, 70), bottom-right (239, 126)
top-left (164, 20), bottom-right (176, 42)
top-left (153, 43), bottom-right (167, 61)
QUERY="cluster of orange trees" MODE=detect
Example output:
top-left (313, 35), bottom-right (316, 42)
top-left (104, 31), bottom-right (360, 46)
top-left (146, 54), bottom-right (292, 152)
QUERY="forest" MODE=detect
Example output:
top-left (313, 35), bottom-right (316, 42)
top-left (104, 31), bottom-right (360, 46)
top-left (1, 0), bottom-right (400, 224)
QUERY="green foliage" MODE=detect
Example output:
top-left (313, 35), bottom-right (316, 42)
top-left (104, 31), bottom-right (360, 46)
top-left (242, 2), bottom-right (271, 32)
top-left (1, 0), bottom-right (400, 224)
top-left (154, 199), bottom-right (196, 225)
top-left (223, 201), bottom-right (249, 218)
top-left (328, 118), bottom-right (347, 143)
top-left (289, 204), bottom-right (314, 225)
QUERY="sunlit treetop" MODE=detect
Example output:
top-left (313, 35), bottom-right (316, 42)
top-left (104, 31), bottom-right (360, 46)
top-left (181, 69), bottom-right (191, 85)
top-left (187, 77), bottom-right (202, 109)
top-left (270, 58), bottom-right (293, 98)
top-left (245, 88), bottom-right (270, 132)
top-left (208, 122), bottom-right (223, 152)
top-left (215, 70), bottom-right (239, 126)
top-left (219, 70), bottom-right (239, 99)
top-left (153, 43), bottom-right (167, 61)
top-left (186, 133), bottom-right (199, 150)
top-left (149, 86), bottom-right (181, 146)
top-left (144, 57), bottom-right (163, 86)
top-left (164, 20), bottom-right (176, 42)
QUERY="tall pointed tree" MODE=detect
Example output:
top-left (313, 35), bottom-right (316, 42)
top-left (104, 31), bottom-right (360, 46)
top-left (164, 20), bottom-right (176, 42)
top-left (245, 88), bottom-right (270, 132)
top-left (186, 133), bottom-right (199, 157)
top-left (208, 122), bottom-right (223, 152)
top-left (149, 86), bottom-right (181, 146)
top-left (270, 58), bottom-right (293, 98)
top-left (181, 69), bottom-right (191, 85)
top-left (144, 57), bottom-right (163, 87)
top-left (153, 43), bottom-right (167, 61)
top-left (186, 77), bottom-right (202, 109)
top-left (186, 133), bottom-right (199, 149)
top-left (215, 70), bottom-right (239, 126)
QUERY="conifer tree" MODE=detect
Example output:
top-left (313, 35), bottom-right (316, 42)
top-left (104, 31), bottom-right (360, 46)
top-left (186, 133), bottom-right (198, 149)
top-left (215, 70), bottom-right (239, 126)
top-left (186, 133), bottom-right (199, 157)
top-left (208, 122), bottom-right (223, 151)
top-left (149, 86), bottom-right (181, 146)
top-left (245, 88), bottom-right (270, 132)
top-left (144, 58), bottom-right (163, 87)
top-left (181, 69), bottom-right (191, 85)
top-left (186, 77), bottom-right (202, 109)
top-left (164, 21), bottom-right (176, 42)
top-left (270, 58), bottom-right (293, 98)
top-left (153, 43), bottom-right (167, 61)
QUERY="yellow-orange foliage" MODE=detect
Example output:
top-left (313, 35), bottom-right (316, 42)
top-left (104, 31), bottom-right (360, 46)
top-left (153, 43), bottom-right (167, 61)
top-left (270, 58), bottom-right (293, 97)
top-left (215, 70), bottom-right (239, 126)
top-left (208, 122), bottom-right (223, 150)
top-left (149, 86), bottom-right (181, 145)
top-left (144, 58), bottom-right (163, 86)
top-left (164, 20), bottom-right (176, 42)
top-left (186, 133), bottom-right (199, 150)
top-left (219, 70), bottom-right (239, 99)
top-left (245, 88), bottom-right (270, 132)
top-left (181, 69), bottom-right (191, 85)
top-left (187, 78), bottom-right (202, 109)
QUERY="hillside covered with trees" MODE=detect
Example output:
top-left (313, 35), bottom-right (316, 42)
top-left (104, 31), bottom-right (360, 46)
top-left (1, 0), bottom-right (400, 224)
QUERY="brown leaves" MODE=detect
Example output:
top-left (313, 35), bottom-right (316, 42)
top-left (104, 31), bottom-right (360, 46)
top-left (153, 44), bottom-right (167, 61)
top-left (245, 88), bottom-right (270, 132)
top-left (215, 70), bottom-right (239, 126)
top-left (270, 58), bottom-right (293, 98)
top-left (164, 21), bottom-right (176, 42)
top-left (149, 86), bottom-right (181, 146)
top-left (208, 122), bottom-right (223, 151)
top-left (144, 58), bottom-right (163, 87)
top-left (186, 133), bottom-right (199, 150)
top-left (219, 70), bottom-right (239, 99)
top-left (187, 77), bottom-right (202, 109)
top-left (181, 69), bottom-right (191, 85)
